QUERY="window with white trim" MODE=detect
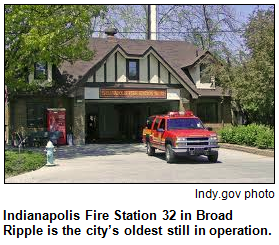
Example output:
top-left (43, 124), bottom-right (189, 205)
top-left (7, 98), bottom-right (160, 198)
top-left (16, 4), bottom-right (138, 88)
top-left (34, 62), bottom-right (48, 80)
top-left (127, 59), bottom-right (139, 81)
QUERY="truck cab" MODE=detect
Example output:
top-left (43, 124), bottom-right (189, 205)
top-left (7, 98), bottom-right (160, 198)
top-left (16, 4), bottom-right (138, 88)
top-left (143, 111), bottom-right (219, 163)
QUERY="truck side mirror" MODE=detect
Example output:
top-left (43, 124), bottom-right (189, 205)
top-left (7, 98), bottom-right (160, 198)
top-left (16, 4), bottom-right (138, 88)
top-left (207, 127), bottom-right (213, 131)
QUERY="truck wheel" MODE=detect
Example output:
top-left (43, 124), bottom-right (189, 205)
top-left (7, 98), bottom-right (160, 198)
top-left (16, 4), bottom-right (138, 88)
top-left (166, 144), bottom-right (175, 163)
top-left (208, 152), bottom-right (218, 163)
top-left (147, 142), bottom-right (155, 156)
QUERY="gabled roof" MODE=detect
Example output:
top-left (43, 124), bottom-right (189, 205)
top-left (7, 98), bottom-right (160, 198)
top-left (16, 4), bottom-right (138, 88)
top-left (59, 37), bottom-right (225, 98)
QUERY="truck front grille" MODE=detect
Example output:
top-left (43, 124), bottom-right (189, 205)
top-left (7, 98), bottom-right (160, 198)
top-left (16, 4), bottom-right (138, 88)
top-left (186, 137), bottom-right (209, 146)
top-left (187, 141), bottom-right (209, 146)
top-left (187, 137), bottom-right (209, 141)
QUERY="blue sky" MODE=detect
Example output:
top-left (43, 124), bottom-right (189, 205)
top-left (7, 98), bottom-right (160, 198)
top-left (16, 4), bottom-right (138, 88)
top-left (233, 4), bottom-right (273, 20)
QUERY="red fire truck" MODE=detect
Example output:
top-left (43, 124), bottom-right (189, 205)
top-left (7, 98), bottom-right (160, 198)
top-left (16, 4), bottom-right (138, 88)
top-left (142, 111), bottom-right (219, 163)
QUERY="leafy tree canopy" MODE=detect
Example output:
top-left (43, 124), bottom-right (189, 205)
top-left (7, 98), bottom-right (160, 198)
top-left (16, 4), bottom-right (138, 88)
top-left (213, 8), bottom-right (274, 126)
top-left (5, 5), bottom-right (106, 92)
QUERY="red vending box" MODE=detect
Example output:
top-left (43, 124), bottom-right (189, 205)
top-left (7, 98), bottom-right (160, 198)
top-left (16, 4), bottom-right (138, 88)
top-left (47, 108), bottom-right (66, 145)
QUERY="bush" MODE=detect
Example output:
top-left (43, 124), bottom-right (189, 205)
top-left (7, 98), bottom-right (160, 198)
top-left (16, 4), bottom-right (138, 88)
top-left (5, 150), bottom-right (46, 178)
top-left (219, 124), bottom-right (274, 149)
top-left (219, 127), bottom-right (235, 143)
top-left (255, 128), bottom-right (274, 149)
top-left (232, 126), bottom-right (247, 145)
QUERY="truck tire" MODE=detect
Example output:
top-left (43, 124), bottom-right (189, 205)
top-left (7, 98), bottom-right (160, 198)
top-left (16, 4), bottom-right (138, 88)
top-left (208, 152), bottom-right (218, 163)
top-left (166, 144), bottom-right (175, 163)
top-left (147, 142), bottom-right (155, 156)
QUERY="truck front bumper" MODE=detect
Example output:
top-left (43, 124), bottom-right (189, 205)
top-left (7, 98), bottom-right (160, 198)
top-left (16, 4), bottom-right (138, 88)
top-left (172, 145), bottom-right (219, 155)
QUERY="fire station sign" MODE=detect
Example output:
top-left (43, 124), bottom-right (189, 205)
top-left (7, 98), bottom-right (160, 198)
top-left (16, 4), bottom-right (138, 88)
top-left (99, 88), bottom-right (167, 99)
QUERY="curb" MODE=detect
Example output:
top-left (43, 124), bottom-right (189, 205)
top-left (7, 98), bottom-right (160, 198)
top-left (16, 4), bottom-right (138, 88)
top-left (219, 143), bottom-right (274, 157)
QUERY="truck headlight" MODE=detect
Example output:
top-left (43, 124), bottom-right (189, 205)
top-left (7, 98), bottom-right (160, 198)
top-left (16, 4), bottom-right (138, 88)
top-left (175, 137), bottom-right (187, 147)
top-left (209, 136), bottom-right (218, 145)
top-left (176, 137), bottom-right (187, 142)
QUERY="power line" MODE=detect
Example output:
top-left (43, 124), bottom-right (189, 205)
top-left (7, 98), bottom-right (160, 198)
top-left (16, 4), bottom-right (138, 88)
top-left (93, 30), bottom-right (245, 34)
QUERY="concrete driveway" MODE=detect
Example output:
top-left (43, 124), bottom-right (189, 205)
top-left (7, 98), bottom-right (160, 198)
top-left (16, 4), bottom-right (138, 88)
top-left (5, 144), bottom-right (274, 183)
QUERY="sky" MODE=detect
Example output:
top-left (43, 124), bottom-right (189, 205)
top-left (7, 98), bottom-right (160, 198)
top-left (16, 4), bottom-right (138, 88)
top-left (233, 4), bottom-right (273, 20)
top-left (91, 4), bottom-right (274, 52)
top-left (222, 5), bottom-right (273, 52)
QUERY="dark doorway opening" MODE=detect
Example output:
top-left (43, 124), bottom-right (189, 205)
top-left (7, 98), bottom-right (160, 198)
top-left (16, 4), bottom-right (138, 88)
top-left (86, 114), bottom-right (99, 143)
top-left (115, 104), bottom-right (142, 141)
top-left (85, 101), bottom-right (179, 143)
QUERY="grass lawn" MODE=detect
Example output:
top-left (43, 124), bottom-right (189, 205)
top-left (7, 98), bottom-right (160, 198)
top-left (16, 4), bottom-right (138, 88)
top-left (5, 150), bottom-right (46, 178)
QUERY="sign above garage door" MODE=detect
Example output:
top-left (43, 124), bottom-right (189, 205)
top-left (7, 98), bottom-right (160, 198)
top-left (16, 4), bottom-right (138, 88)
top-left (99, 88), bottom-right (167, 99)
top-left (84, 87), bottom-right (180, 100)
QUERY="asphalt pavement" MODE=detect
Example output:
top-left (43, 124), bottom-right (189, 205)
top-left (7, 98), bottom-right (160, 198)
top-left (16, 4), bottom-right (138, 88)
top-left (5, 144), bottom-right (274, 183)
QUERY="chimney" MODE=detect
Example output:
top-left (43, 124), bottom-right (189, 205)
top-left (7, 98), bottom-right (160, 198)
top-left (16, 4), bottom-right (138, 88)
top-left (147, 5), bottom-right (157, 40)
top-left (105, 28), bottom-right (118, 38)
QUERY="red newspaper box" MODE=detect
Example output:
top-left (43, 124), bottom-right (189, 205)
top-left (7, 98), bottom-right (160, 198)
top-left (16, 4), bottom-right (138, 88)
top-left (47, 108), bottom-right (66, 145)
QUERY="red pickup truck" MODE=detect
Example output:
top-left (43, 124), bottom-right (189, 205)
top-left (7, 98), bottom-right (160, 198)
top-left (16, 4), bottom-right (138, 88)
top-left (142, 111), bottom-right (219, 163)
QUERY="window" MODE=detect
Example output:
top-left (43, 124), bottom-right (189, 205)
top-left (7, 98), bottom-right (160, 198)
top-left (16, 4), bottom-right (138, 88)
top-left (197, 103), bottom-right (218, 123)
top-left (27, 103), bottom-right (49, 128)
top-left (153, 118), bottom-right (160, 130)
top-left (34, 62), bottom-right (48, 80)
top-left (200, 64), bottom-right (211, 83)
top-left (158, 119), bottom-right (165, 130)
top-left (167, 118), bottom-right (204, 130)
top-left (127, 59), bottom-right (139, 80)
top-left (146, 116), bottom-right (155, 129)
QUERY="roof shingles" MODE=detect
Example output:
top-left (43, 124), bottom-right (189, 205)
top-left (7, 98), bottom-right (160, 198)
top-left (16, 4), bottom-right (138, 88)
top-left (59, 38), bottom-right (228, 98)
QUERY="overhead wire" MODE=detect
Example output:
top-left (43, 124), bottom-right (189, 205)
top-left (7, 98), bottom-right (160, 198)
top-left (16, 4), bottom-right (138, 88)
top-left (93, 30), bottom-right (246, 34)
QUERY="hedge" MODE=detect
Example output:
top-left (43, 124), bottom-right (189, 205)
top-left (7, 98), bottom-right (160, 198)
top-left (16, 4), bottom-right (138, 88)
top-left (5, 150), bottom-right (46, 178)
top-left (219, 124), bottom-right (274, 149)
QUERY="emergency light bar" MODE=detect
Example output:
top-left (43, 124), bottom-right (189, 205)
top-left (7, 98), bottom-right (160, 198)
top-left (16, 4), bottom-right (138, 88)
top-left (168, 111), bottom-right (194, 117)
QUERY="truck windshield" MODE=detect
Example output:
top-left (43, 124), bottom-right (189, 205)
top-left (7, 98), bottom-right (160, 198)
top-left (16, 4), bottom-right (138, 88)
top-left (167, 118), bottom-right (205, 130)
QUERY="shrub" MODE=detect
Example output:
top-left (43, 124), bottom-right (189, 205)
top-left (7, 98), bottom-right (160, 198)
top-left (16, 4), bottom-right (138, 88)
top-left (219, 127), bottom-right (235, 143)
top-left (243, 124), bottom-right (261, 146)
top-left (5, 150), bottom-right (46, 178)
top-left (232, 126), bottom-right (247, 145)
top-left (219, 124), bottom-right (274, 149)
top-left (255, 128), bottom-right (274, 149)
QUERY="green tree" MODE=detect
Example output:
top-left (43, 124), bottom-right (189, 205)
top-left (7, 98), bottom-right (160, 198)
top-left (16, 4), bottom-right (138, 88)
top-left (213, 8), bottom-right (274, 126)
top-left (242, 8), bottom-right (274, 125)
top-left (5, 5), bottom-right (106, 93)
